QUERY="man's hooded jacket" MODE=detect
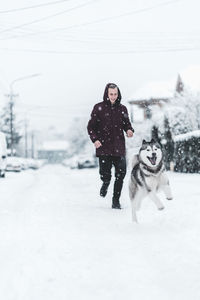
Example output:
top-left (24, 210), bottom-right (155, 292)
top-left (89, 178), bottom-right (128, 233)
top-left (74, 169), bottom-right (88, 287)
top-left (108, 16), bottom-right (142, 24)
top-left (87, 83), bottom-right (134, 157)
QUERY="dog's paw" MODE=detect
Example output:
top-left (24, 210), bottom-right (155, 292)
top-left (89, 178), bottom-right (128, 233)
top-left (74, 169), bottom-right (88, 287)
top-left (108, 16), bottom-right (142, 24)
top-left (158, 206), bottom-right (165, 210)
top-left (167, 197), bottom-right (173, 200)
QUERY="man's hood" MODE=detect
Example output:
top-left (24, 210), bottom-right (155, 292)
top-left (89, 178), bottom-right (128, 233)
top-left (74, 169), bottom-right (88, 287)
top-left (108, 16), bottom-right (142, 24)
top-left (103, 83), bottom-right (122, 105)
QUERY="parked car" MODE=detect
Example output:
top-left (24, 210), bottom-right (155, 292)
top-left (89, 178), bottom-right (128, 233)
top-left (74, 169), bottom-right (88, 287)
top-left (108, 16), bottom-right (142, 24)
top-left (17, 157), bottom-right (29, 170)
top-left (0, 156), bottom-right (7, 177)
top-left (69, 156), bottom-right (79, 169)
top-left (16, 157), bottom-right (46, 170)
top-left (36, 159), bottom-right (47, 168)
top-left (26, 159), bottom-right (40, 169)
top-left (6, 156), bottom-right (21, 172)
top-left (0, 132), bottom-right (7, 177)
top-left (77, 155), bottom-right (97, 169)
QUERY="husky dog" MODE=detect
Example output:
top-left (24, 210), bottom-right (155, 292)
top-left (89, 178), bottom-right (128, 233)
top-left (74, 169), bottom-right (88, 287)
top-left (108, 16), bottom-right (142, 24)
top-left (129, 139), bottom-right (173, 223)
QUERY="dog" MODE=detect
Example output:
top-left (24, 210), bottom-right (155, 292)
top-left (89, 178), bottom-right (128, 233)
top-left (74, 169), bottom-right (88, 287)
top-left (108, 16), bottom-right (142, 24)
top-left (129, 139), bottom-right (173, 223)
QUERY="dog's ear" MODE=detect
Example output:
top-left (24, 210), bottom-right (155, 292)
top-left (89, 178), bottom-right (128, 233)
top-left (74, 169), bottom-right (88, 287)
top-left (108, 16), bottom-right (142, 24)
top-left (142, 139), bottom-right (147, 144)
top-left (150, 138), bottom-right (156, 144)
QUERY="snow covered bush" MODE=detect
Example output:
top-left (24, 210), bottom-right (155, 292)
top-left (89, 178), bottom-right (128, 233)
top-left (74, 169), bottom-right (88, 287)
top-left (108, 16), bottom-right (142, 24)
top-left (148, 87), bottom-right (200, 172)
top-left (167, 89), bottom-right (200, 135)
top-left (174, 130), bottom-right (200, 173)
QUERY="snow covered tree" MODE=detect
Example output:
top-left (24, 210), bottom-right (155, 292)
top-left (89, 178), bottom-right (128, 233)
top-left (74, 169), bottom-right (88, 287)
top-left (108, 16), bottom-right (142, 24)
top-left (151, 118), bottom-right (174, 170)
top-left (151, 125), bottom-right (161, 144)
top-left (66, 117), bottom-right (90, 157)
top-left (168, 88), bottom-right (200, 135)
top-left (0, 101), bottom-right (22, 153)
top-left (160, 116), bottom-right (174, 170)
top-left (157, 87), bottom-right (200, 173)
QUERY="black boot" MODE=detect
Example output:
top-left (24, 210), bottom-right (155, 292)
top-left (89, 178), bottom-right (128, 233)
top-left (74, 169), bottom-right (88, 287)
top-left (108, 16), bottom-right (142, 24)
top-left (112, 197), bottom-right (121, 209)
top-left (100, 181), bottom-right (110, 197)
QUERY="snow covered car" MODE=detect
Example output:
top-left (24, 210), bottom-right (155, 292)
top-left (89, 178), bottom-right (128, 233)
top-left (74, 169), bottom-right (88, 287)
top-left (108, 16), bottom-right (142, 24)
top-left (27, 159), bottom-right (40, 169)
top-left (6, 157), bottom-right (21, 172)
top-left (69, 156), bottom-right (79, 169)
top-left (0, 132), bottom-right (7, 177)
top-left (36, 159), bottom-right (46, 168)
top-left (0, 156), bottom-right (7, 177)
top-left (17, 157), bottom-right (29, 170)
top-left (77, 155), bottom-right (97, 169)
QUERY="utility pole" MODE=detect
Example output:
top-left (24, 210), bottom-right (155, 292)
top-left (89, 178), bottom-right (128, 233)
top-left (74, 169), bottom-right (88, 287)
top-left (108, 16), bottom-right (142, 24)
top-left (5, 73), bottom-right (41, 156)
top-left (10, 95), bottom-right (14, 156)
top-left (31, 131), bottom-right (35, 159)
top-left (5, 93), bottom-right (18, 156)
top-left (24, 119), bottom-right (28, 158)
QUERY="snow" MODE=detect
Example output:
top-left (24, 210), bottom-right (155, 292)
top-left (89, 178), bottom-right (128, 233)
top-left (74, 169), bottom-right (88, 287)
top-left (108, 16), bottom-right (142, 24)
top-left (0, 165), bottom-right (200, 300)
top-left (174, 130), bottom-right (200, 142)
top-left (130, 79), bottom-right (174, 100)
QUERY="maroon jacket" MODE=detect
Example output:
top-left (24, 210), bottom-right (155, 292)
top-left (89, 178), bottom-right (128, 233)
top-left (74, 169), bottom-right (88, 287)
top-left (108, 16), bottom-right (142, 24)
top-left (87, 85), bottom-right (134, 157)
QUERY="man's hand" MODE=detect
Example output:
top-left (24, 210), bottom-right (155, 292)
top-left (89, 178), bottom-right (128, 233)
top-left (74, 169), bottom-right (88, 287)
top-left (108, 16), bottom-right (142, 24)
top-left (126, 130), bottom-right (134, 138)
top-left (94, 140), bottom-right (102, 148)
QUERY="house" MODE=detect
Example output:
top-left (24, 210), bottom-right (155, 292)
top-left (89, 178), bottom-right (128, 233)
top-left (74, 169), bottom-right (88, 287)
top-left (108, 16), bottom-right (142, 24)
top-left (37, 140), bottom-right (68, 163)
top-left (128, 74), bottom-right (184, 121)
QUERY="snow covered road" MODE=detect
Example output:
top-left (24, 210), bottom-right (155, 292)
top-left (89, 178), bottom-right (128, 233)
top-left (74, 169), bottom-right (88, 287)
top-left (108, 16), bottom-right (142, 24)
top-left (0, 165), bottom-right (199, 300)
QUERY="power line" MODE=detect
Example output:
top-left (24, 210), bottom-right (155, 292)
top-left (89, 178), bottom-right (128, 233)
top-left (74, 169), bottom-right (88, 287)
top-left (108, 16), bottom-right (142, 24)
top-left (3, 24), bottom-right (199, 44)
top-left (17, 35), bottom-right (199, 51)
top-left (5, 29), bottom-right (200, 42)
top-left (40, 33), bottom-right (200, 44)
top-left (55, 0), bottom-right (183, 32)
top-left (17, 103), bottom-right (88, 111)
top-left (0, 25), bottom-right (45, 41)
top-left (16, 109), bottom-right (86, 117)
top-left (0, 0), bottom-right (73, 14)
top-left (0, 0), bottom-right (99, 34)
top-left (0, 45), bottom-right (200, 55)
top-left (6, 0), bottom-right (184, 39)
top-left (2, 25), bottom-right (200, 46)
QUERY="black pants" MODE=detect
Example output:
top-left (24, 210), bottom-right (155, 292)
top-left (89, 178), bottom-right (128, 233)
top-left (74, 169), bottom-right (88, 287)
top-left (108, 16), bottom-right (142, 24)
top-left (99, 156), bottom-right (126, 201)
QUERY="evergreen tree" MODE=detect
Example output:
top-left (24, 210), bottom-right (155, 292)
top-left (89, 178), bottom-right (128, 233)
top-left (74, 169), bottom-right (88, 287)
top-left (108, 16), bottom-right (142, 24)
top-left (151, 125), bottom-right (161, 144)
top-left (160, 116), bottom-right (174, 170)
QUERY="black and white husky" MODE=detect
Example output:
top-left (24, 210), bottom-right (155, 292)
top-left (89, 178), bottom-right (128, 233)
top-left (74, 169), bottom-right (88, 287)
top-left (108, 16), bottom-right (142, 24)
top-left (129, 139), bottom-right (173, 223)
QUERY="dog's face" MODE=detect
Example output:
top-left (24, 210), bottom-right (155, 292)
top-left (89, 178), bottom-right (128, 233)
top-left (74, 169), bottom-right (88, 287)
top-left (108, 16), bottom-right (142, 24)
top-left (139, 139), bottom-right (162, 168)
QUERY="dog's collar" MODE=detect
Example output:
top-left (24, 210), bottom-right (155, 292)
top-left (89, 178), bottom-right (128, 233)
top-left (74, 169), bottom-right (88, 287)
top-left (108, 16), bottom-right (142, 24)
top-left (140, 161), bottom-right (163, 174)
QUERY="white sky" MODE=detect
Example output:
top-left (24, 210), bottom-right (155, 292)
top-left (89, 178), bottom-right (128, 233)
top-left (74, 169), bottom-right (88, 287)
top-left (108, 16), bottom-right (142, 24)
top-left (0, 0), bottom-right (200, 133)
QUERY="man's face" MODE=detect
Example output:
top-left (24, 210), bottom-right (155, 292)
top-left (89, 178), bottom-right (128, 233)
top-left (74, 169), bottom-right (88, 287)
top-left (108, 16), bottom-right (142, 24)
top-left (108, 87), bottom-right (118, 104)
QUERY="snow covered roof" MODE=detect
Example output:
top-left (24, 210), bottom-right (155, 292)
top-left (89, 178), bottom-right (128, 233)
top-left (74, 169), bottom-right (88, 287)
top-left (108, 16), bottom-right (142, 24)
top-left (39, 140), bottom-right (69, 151)
top-left (130, 65), bottom-right (200, 102)
top-left (130, 80), bottom-right (174, 101)
top-left (174, 130), bottom-right (200, 142)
